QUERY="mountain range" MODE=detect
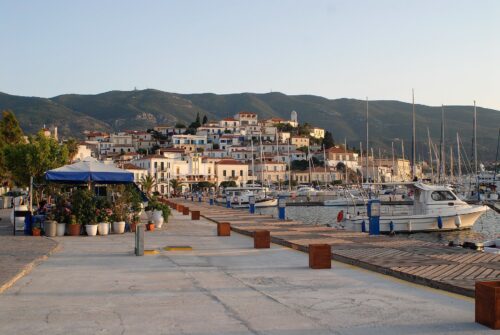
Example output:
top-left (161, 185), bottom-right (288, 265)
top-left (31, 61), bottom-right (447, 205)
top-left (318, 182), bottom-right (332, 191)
top-left (1, 89), bottom-right (499, 162)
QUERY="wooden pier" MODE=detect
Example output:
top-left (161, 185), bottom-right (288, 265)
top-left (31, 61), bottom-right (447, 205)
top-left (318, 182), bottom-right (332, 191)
top-left (171, 198), bottom-right (500, 297)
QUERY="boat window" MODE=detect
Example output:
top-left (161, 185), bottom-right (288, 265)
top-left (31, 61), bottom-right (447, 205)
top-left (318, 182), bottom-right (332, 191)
top-left (431, 191), bottom-right (456, 201)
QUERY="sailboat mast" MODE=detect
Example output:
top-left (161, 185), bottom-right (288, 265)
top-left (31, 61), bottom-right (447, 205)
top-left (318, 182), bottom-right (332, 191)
top-left (457, 132), bottom-right (462, 181)
top-left (250, 138), bottom-right (255, 183)
top-left (371, 148), bottom-right (375, 183)
top-left (450, 147), bottom-right (454, 180)
top-left (344, 138), bottom-right (348, 183)
top-left (288, 138), bottom-right (291, 191)
top-left (391, 141), bottom-right (395, 182)
top-left (473, 100), bottom-right (478, 176)
top-left (366, 97), bottom-right (369, 182)
top-left (412, 89), bottom-right (416, 180)
top-left (401, 140), bottom-right (405, 181)
top-left (360, 141), bottom-right (364, 183)
top-left (427, 127), bottom-right (433, 182)
top-left (440, 105), bottom-right (445, 183)
top-left (258, 132), bottom-right (265, 185)
top-left (323, 144), bottom-right (327, 188)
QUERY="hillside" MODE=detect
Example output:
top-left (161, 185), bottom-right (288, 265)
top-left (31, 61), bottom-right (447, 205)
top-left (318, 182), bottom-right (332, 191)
top-left (0, 89), bottom-right (499, 161)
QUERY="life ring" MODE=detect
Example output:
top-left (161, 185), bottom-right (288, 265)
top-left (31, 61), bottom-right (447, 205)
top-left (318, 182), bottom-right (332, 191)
top-left (337, 210), bottom-right (344, 222)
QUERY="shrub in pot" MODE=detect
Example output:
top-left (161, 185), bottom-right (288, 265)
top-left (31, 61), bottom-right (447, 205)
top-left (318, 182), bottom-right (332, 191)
top-left (54, 197), bottom-right (71, 236)
top-left (71, 189), bottom-right (96, 236)
top-left (129, 214), bottom-right (140, 232)
top-left (94, 197), bottom-right (113, 236)
top-left (67, 215), bottom-right (81, 236)
top-left (44, 212), bottom-right (57, 237)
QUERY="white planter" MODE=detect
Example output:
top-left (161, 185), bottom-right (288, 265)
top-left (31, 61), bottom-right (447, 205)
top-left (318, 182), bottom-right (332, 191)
top-left (85, 224), bottom-right (98, 236)
top-left (153, 210), bottom-right (164, 228)
top-left (56, 223), bottom-right (66, 236)
top-left (145, 210), bottom-right (153, 220)
top-left (112, 221), bottom-right (125, 234)
top-left (98, 222), bottom-right (109, 236)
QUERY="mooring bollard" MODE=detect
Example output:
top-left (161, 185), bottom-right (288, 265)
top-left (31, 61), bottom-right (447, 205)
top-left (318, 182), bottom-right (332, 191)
top-left (217, 222), bottom-right (231, 236)
top-left (475, 280), bottom-right (500, 329)
top-left (309, 244), bottom-right (331, 269)
top-left (249, 195), bottom-right (255, 214)
top-left (135, 224), bottom-right (144, 256)
top-left (254, 230), bottom-right (270, 249)
top-left (226, 193), bottom-right (231, 208)
top-left (278, 196), bottom-right (286, 220)
top-left (368, 199), bottom-right (380, 236)
top-left (191, 210), bottom-right (200, 220)
top-left (209, 196), bottom-right (214, 206)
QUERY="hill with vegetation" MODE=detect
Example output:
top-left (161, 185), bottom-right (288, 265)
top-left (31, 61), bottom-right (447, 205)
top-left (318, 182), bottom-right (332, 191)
top-left (1, 89), bottom-right (499, 161)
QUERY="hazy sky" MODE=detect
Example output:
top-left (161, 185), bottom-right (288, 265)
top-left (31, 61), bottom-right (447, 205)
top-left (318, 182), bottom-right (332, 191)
top-left (1, 0), bottom-right (499, 109)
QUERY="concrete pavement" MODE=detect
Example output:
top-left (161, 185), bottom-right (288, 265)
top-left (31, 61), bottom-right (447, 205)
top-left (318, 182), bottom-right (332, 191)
top-left (0, 210), bottom-right (496, 334)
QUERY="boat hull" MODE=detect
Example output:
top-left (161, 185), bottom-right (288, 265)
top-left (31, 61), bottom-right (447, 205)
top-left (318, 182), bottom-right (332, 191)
top-left (215, 198), bottom-right (278, 208)
top-left (344, 206), bottom-right (489, 233)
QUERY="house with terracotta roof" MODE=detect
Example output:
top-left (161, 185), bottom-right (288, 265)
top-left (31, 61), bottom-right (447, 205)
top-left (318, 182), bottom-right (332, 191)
top-left (218, 118), bottom-right (240, 133)
top-left (215, 159), bottom-right (250, 186)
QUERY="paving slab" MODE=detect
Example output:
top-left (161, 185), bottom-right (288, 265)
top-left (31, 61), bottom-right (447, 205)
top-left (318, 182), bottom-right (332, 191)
top-left (0, 209), bottom-right (497, 334)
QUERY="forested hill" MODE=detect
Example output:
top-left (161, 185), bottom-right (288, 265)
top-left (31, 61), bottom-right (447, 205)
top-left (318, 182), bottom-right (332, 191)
top-left (1, 89), bottom-right (499, 161)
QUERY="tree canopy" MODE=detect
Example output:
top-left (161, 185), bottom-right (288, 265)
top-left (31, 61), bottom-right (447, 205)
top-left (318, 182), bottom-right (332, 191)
top-left (322, 131), bottom-right (335, 149)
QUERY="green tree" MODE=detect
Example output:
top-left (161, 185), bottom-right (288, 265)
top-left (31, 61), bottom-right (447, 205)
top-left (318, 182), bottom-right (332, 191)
top-left (220, 181), bottom-right (237, 188)
top-left (0, 110), bottom-right (24, 145)
top-left (64, 138), bottom-right (79, 161)
top-left (202, 115), bottom-right (208, 124)
top-left (3, 131), bottom-right (69, 187)
top-left (0, 110), bottom-right (25, 185)
top-left (322, 131), bottom-right (335, 149)
top-left (139, 175), bottom-right (157, 196)
top-left (169, 179), bottom-right (184, 194)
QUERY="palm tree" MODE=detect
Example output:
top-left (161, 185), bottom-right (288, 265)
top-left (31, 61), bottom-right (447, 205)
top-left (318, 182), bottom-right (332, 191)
top-left (140, 175), bottom-right (157, 196)
top-left (169, 179), bottom-right (184, 195)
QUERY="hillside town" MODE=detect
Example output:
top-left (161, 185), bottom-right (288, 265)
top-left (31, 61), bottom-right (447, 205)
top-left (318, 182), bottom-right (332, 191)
top-left (45, 110), bottom-right (419, 196)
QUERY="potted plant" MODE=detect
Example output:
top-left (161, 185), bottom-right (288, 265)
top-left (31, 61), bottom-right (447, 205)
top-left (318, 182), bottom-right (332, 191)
top-left (71, 188), bottom-right (96, 236)
top-left (111, 211), bottom-right (126, 234)
top-left (95, 208), bottom-right (111, 236)
top-left (146, 220), bottom-right (155, 231)
top-left (44, 211), bottom-right (57, 237)
top-left (54, 197), bottom-right (71, 236)
top-left (32, 221), bottom-right (42, 236)
top-left (129, 213), bottom-right (140, 232)
top-left (67, 215), bottom-right (80, 236)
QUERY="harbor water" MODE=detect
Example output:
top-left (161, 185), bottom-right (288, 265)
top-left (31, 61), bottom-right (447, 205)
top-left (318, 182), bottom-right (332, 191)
top-left (256, 203), bottom-right (500, 244)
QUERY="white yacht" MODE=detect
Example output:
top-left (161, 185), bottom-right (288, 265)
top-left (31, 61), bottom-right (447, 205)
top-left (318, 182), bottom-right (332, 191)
top-left (344, 182), bottom-right (489, 233)
top-left (216, 186), bottom-right (278, 208)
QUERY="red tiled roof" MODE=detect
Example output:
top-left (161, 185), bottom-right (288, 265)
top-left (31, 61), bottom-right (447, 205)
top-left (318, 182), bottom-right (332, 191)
top-left (122, 163), bottom-right (146, 170)
top-left (215, 159), bottom-right (248, 165)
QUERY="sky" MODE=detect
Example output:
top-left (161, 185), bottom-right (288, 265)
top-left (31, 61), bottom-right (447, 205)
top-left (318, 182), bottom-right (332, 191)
top-left (1, 0), bottom-right (500, 109)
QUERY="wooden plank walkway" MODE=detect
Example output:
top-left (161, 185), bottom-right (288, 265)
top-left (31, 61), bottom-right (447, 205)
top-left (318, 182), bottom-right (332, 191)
top-left (171, 199), bottom-right (500, 297)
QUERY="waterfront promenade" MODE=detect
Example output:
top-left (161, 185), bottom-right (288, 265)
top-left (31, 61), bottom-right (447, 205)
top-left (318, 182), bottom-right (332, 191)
top-left (0, 208), bottom-right (497, 334)
top-left (173, 199), bottom-right (500, 297)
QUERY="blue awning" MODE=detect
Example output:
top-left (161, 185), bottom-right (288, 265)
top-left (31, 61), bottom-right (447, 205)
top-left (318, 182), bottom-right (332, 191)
top-left (45, 157), bottom-right (134, 184)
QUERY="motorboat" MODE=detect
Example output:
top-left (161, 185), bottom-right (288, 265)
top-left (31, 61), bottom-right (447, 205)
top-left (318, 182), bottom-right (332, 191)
top-left (344, 182), bottom-right (489, 233)
top-left (216, 186), bottom-right (277, 208)
top-left (324, 197), bottom-right (366, 206)
top-left (296, 185), bottom-right (319, 196)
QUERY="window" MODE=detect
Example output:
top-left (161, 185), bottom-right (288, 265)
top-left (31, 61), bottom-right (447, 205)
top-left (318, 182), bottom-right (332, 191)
top-left (431, 191), bottom-right (456, 201)
top-left (223, 170), bottom-right (227, 177)
top-left (240, 170), bottom-right (243, 176)
top-left (154, 162), bottom-right (158, 168)
top-left (231, 170), bottom-right (235, 177)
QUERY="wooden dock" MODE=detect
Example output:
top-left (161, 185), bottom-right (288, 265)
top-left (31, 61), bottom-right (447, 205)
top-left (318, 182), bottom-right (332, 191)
top-left (171, 199), bottom-right (500, 297)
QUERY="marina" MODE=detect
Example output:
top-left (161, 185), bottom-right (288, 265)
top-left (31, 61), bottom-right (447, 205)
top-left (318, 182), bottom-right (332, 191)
top-left (171, 198), bottom-right (500, 298)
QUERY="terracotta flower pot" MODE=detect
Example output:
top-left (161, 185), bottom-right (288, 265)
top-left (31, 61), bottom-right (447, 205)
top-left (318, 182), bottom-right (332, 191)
top-left (32, 228), bottom-right (41, 236)
top-left (67, 224), bottom-right (81, 236)
top-left (130, 222), bottom-right (138, 232)
top-left (146, 223), bottom-right (155, 231)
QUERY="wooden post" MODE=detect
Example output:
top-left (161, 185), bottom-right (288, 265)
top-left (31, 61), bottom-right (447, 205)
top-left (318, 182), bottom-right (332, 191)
top-left (254, 230), bottom-right (270, 249)
top-left (183, 207), bottom-right (190, 215)
top-left (217, 222), bottom-right (231, 236)
top-left (476, 280), bottom-right (500, 329)
top-left (191, 210), bottom-right (200, 220)
top-left (309, 244), bottom-right (331, 269)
